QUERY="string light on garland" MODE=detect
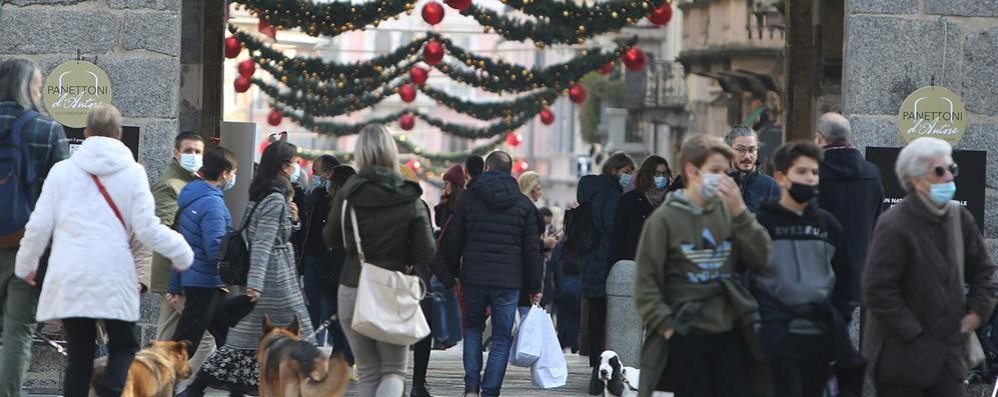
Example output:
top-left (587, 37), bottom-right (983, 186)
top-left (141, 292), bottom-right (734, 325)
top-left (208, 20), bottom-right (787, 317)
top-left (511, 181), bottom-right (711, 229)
top-left (234, 76), bottom-right (252, 93)
top-left (568, 84), bottom-right (587, 103)
top-left (237, 59), bottom-right (256, 78)
top-left (267, 110), bottom-right (282, 126)
top-left (423, 40), bottom-right (445, 65)
top-left (225, 37), bottom-right (242, 58)
top-left (648, 3), bottom-right (674, 25)
top-left (622, 47), bottom-right (647, 71)
top-left (422, 1), bottom-right (445, 25)
top-left (399, 113), bottom-right (415, 130)
top-left (506, 132), bottom-right (523, 147)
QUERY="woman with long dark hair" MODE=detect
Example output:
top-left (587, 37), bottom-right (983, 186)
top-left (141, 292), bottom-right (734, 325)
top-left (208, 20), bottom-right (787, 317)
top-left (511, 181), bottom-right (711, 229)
top-left (181, 141), bottom-right (313, 397)
top-left (610, 155), bottom-right (671, 263)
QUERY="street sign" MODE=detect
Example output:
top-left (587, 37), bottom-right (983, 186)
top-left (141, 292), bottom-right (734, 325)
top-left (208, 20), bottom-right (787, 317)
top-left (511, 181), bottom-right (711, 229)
top-left (897, 86), bottom-right (967, 146)
top-left (43, 60), bottom-right (113, 129)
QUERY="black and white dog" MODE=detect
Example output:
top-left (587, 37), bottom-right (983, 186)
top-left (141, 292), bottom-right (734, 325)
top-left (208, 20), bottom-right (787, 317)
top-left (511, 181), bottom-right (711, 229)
top-left (588, 350), bottom-right (640, 397)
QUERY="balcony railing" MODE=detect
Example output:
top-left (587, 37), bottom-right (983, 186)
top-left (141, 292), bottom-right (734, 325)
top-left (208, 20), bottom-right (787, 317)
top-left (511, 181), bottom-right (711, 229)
top-left (623, 60), bottom-right (688, 110)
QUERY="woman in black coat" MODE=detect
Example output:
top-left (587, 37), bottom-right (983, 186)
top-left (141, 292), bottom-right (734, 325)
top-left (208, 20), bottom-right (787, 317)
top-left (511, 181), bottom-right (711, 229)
top-left (610, 155), bottom-right (672, 264)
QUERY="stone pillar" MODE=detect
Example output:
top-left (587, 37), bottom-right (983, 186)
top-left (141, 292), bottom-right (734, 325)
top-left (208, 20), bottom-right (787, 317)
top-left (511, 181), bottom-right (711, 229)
top-left (605, 260), bottom-right (643, 368)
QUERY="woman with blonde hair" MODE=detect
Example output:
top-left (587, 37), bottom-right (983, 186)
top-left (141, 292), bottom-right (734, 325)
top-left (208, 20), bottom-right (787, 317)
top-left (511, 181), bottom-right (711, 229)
top-left (324, 124), bottom-right (435, 397)
top-left (16, 104), bottom-right (194, 397)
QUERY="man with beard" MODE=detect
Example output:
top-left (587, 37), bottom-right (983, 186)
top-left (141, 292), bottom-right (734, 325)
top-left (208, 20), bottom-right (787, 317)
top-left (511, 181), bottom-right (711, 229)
top-left (725, 126), bottom-right (780, 213)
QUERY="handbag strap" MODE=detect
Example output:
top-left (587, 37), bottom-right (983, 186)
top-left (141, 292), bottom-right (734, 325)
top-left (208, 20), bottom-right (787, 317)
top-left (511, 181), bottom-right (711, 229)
top-left (949, 203), bottom-right (967, 299)
top-left (91, 174), bottom-right (126, 231)
top-left (341, 200), bottom-right (366, 263)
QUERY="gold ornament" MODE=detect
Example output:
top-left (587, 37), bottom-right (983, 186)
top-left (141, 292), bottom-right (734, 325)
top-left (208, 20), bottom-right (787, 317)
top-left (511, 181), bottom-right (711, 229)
top-left (611, 11), bottom-right (618, 18)
top-left (578, 25), bottom-right (585, 32)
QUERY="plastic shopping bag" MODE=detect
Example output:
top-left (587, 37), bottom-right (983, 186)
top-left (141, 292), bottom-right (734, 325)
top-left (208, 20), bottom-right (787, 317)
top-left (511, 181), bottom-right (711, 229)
top-left (531, 310), bottom-right (567, 388)
top-left (509, 305), bottom-right (545, 367)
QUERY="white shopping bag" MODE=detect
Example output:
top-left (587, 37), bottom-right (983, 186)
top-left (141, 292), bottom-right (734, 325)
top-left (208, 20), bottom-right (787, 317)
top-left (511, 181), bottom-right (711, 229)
top-left (530, 310), bottom-right (567, 388)
top-left (509, 305), bottom-right (545, 367)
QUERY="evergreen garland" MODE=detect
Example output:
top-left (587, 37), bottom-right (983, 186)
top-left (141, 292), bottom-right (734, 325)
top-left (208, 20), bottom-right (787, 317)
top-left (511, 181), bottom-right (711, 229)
top-left (254, 78), bottom-right (404, 118)
top-left (232, 0), bottom-right (416, 37)
top-left (420, 86), bottom-right (559, 120)
top-left (460, 4), bottom-right (649, 45)
top-left (396, 133), bottom-right (508, 162)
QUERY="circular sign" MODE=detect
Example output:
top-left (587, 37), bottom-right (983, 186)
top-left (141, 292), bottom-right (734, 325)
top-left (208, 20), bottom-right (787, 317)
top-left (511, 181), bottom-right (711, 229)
top-left (43, 61), bottom-right (113, 128)
top-left (897, 86), bottom-right (966, 146)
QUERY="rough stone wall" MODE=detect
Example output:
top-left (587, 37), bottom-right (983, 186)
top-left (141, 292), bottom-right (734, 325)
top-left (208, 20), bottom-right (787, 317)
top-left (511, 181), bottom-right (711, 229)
top-left (0, 0), bottom-right (181, 391)
top-left (843, 0), bottom-right (998, 238)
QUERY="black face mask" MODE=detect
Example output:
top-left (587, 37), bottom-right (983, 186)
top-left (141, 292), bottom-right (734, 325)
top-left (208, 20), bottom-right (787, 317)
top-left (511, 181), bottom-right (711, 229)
top-left (788, 182), bottom-right (819, 204)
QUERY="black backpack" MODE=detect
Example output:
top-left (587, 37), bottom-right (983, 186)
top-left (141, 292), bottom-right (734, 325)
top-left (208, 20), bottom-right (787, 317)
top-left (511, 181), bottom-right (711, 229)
top-left (217, 200), bottom-right (264, 286)
top-left (563, 203), bottom-right (598, 254)
top-left (0, 110), bottom-right (39, 246)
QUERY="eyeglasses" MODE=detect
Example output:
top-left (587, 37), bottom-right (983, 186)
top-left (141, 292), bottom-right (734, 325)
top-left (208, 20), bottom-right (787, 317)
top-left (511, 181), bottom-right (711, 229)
top-left (652, 171), bottom-right (670, 177)
top-left (734, 146), bottom-right (758, 155)
top-left (934, 163), bottom-right (959, 178)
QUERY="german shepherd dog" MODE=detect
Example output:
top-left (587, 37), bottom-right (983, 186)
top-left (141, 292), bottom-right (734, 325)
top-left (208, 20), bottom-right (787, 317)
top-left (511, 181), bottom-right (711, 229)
top-left (90, 340), bottom-right (192, 397)
top-left (258, 314), bottom-right (349, 397)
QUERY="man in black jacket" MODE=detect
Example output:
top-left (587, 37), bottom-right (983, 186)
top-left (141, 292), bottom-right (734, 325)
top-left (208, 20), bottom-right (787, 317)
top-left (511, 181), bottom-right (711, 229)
top-left (815, 112), bottom-right (884, 322)
top-left (444, 151), bottom-right (543, 397)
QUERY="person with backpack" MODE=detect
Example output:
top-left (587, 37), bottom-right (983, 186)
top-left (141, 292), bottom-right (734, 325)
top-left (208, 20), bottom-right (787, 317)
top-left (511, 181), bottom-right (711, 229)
top-left (633, 134), bottom-right (772, 397)
top-left (574, 151), bottom-right (634, 372)
top-left (181, 141), bottom-right (313, 397)
top-left (15, 104), bottom-right (194, 397)
top-left (166, 146), bottom-right (239, 360)
top-left (0, 57), bottom-right (70, 396)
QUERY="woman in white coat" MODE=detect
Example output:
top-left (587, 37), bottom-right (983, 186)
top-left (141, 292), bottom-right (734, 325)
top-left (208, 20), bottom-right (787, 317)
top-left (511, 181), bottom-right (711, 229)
top-left (15, 104), bottom-right (194, 397)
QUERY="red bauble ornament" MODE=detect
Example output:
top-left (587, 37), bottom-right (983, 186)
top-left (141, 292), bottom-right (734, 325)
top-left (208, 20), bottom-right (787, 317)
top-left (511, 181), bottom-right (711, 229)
top-left (406, 159), bottom-right (422, 172)
top-left (622, 47), bottom-right (647, 71)
top-left (422, 2), bottom-right (445, 25)
top-left (399, 84), bottom-right (417, 103)
top-left (506, 132), bottom-right (523, 147)
top-left (423, 40), bottom-right (444, 65)
top-left (234, 76), bottom-right (251, 93)
top-left (648, 4), bottom-right (674, 26)
top-left (237, 59), bottom-right (256, 78)
top-left (539, 108), bottom-right (555, 125)
top-left (224, 37), bottom-right (241, 58)
top-left (599, 63), bottom-right (614, 75)
top-left (410, 66), bottom-right (429, 85)
top-left (267, 110), bottom-right (282, 126)
top-left (444, 0), bottom-right (471, 11)
top-left (568, 84), bottom-right (587, 104)
top-left (399, 114), bottom-right (415, 130)
top-left (513, 159), bottom-right (529, 173)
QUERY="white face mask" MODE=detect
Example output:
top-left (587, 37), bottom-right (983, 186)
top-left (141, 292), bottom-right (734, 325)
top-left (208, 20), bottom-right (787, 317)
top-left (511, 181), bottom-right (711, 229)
top-left (699, 172), bottom-right (722, 200)
top-left (179, 154), bottom-right (203, 173)
top-left (290, 162), bottom-right (302, 184)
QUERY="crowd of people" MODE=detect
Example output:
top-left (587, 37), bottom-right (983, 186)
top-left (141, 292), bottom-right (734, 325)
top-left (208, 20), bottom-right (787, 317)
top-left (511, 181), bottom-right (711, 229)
top-left (1, 55), bottom-right (997, 397)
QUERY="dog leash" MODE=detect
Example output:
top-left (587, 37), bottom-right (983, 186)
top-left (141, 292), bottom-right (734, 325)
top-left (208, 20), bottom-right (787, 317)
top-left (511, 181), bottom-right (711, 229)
top-left (34, 330), bottom-right (68, 357)
top-left (310, 314), bottom-right (340, 339)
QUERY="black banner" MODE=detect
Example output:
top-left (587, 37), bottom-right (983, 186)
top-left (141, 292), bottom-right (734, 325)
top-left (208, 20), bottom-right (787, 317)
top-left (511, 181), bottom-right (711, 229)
top-left (64, 126), bottom-right (140, 161)
top-left (865, 146), bottom-right (986, 233)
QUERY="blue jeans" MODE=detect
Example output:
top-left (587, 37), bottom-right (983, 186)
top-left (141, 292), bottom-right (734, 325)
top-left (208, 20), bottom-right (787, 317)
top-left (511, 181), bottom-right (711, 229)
top-left (463, 285), bottom-right (518, 397)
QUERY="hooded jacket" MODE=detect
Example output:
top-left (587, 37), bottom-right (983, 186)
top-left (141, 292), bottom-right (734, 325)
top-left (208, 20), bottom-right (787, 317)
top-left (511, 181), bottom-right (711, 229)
top-left (817, 147), bottom-right (884, 317)
top-left (14, 136), bottom-right (193, 322)
top-left (731, 168), bottom-right (781, 213)
top-left (576, 174), bottom-right (622, 298)
top-left (168, 179), bottom-right (232, 292)
top-left (443, 171), bottom-right (542, 292)
top-left (323, 165), bottom-right (435, 288)
top-left (634, 190), bottom-right (772, 397)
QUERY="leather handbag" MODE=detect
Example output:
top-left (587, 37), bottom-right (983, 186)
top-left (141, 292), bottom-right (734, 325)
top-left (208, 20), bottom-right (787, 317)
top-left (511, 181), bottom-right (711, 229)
top-left (342, 200), bottom-right (430, 345)
top-left (950, 203), bottom-right (986, 369)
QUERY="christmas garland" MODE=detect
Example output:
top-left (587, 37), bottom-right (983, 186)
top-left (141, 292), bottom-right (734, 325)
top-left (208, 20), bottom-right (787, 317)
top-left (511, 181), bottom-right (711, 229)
top-left (256, 55), bottom-right (419, 100)
top-left (461, 4), bottom-right (646, 45)
top-left (231, 0), bottom-right (416, 37)
top-left (420, 86), bottom-right (559, 120)
top-left (254, 78), bottom-right (405, 117)
top-left (278, 106), bottom-right (408, 137)
top-left (396, 133), bottom-right (507, 162)
top-left (503, 0), bottom-right (662, 25)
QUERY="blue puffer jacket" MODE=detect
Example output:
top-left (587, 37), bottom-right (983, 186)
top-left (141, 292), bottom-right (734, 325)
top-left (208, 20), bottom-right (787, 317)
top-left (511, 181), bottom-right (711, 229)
top-left (168, 179), bottom-right (231, 293)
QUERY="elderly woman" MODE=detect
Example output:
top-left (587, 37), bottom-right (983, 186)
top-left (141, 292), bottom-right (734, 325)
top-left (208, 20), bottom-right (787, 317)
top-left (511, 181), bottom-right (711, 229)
top-left (863, 137), bottom-right (997, 397)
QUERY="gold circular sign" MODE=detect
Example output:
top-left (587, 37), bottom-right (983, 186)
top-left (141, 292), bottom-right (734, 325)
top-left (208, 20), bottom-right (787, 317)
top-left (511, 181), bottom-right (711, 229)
top-left (43, 60), bottom-right (113, 128)
top-left (897, 86), bottom-right (967, 146)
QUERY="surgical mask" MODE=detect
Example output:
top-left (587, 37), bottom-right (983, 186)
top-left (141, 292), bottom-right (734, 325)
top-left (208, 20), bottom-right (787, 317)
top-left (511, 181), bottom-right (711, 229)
top-left (290, 162), bottom-right (301, 184)
top-left (309, 175), bottom-right (322, 190)
top-left (929, 181), bottom-right (956, 205)
top-left (654, 176), bottom-right (669, 190)
top-left (179, 154), bottom-right (202, 173)
top-left (618, 173), bottom-right (632, 189)
top-left (788, 182), bottom-right (819, 204)
top-left (223, 174), bottom-right (236, 191)
top-left (699, 173), bottom-right (722, 200)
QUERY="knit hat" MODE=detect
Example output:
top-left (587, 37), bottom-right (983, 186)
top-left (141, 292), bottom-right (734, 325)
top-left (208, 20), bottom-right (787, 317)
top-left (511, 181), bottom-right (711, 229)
top-left (443, 165), bottom-right (465, 187)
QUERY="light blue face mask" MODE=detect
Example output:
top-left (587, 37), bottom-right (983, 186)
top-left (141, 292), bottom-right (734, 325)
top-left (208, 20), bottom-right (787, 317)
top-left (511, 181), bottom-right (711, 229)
top-left (290, 162), bottom-right (302, 184)
top-left (929, 181), bottom-right (956, 205)
top-left (223, 174), bottom-right (236, 191)
top-left (309, 175), bottom-right (322, 190)
top-left (618, 173), bottom-right (633, 189)
top-left (654, 176), bottom-right (669, 190)
top-left (179, 154), bottom-right (202, 173)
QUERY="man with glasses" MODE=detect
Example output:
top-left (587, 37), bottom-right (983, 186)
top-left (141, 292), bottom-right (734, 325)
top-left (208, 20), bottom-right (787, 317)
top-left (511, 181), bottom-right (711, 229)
top-left (724, 126), bottom-right (781, 213)
top-left (814, 113), bottom-right (884, 323)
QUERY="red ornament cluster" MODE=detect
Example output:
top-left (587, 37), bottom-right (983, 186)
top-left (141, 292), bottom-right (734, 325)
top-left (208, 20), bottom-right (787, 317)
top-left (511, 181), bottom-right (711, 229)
top-left (267, 110), bottom-right (282, 126)
top-left (410, 66), bottom-right (429, 85)
top-left (399, 114), bottom-right (415, 130)
top-left (422, 2), bottom-right (445, 25)
top-left (513, 159), bottom-right (529, 173)
top-left (506, 132), bottom-right (523, 147)
top-left (224, 37), bottom-right (241, 58)
top-left (406, 159), bottom-right (422, 173)
top-left (234, 77), bottom-right (251, 93)
top-left (648, 4), bottom-right (674, 26)
top-left (399, 84), bottom-right (417, 103)
top-left (423, 41), bottom-right (444, 65)
top-left (622, 47), bottom-right (646, 71)
top-left (539, 108), bottom-right (555, 125)
top-left (568, 84), bottom-right (587, 104)
top-left (237, 59), bottom-right (256, 78)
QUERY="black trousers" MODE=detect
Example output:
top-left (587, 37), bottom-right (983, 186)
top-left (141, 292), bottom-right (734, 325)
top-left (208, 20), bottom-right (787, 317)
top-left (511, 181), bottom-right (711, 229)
top-left (412, 298), bottom-right (433, 389)
top-left (63, 318), bottom-right (139, 397)
top-left (586, 297), bottom-right (606, 367)
top-left (172, 287), bottom-right (229, 357)
top-left (771, 334), bottom-right (832, 397)
top-left (659, 331), bottom-right (750, 397)
top-left (875, 379), bottom-right (965, 397)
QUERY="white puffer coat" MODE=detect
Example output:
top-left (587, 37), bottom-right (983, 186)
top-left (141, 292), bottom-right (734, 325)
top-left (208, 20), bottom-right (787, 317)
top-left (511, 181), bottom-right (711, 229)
top-left (15, 136), bottom-right (193, 322)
